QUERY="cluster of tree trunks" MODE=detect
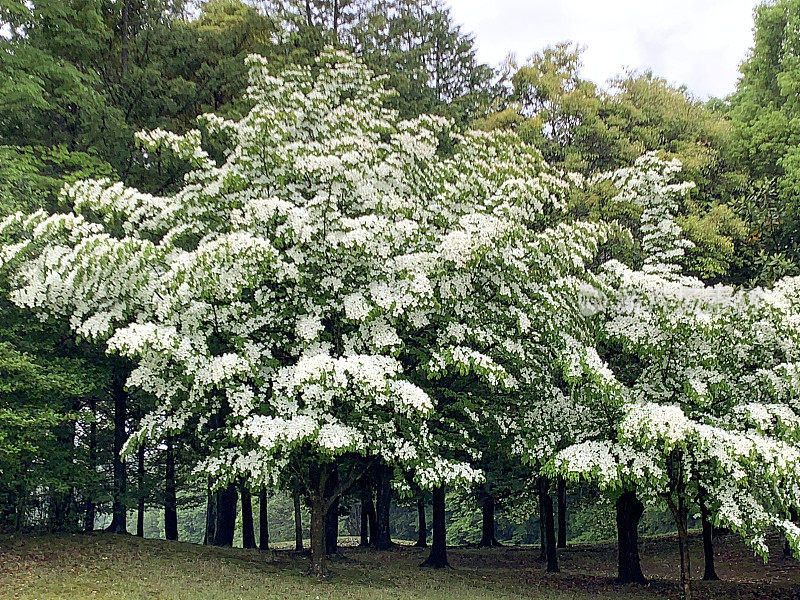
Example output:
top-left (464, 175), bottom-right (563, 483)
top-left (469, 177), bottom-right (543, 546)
top-left (205, 483), bottom-right (238, 547)
top-left (94, 436), bottom-right (734, 597)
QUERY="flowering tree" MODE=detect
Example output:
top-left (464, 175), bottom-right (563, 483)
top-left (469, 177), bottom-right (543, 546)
top-left (0, 49), bottom-right (615, 575)
top-left (553, 154), bottom-right (800, 599)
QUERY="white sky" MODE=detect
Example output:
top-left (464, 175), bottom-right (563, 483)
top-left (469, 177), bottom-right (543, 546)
top-left (446, 0), bottom-right (763, 99)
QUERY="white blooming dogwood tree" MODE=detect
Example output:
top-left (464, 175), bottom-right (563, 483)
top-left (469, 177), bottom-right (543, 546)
top-left (552, 154), bottom-right (800, 599)
top-left (0, 49), bottom-right (616, 576)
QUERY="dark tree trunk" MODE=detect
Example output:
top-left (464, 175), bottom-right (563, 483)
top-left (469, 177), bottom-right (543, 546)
top-left (309, 463), bottom-right (329, 577)
top-left (366, 494), bottom-right (377, 546)
top-left (374, 463), bottom-right (392, 550)
top-left (241, 484), bottom-right (255, 549)
top-left (359, 484), bottom-right (370, 547)
top-left (136, 443), bottom-right (145, 537)
top-left (293, 489), bottom-right (304, 551)
top-left (325, 500), bottom-right (339, 555)
top-left (204, 483), bottom-right (216, 545)
top-left (84, 396), bottom-right (97, 532)
top-left (211, 484), bottom-right (237, 547)
top-left (421, 485), bottom-right (449, 568)
top-left (557, 476), bottom-right (567, 548)
top-left (415, 498), bottom-right (427, 547)
top-left (698, 488), bottom-right (719, 580)
top-left (478, 495), bottom-right (500, 547)
top-left (539, 476), bottom-right (558, 573)
top-left (310, 496), bottom-right (327, 577)
top-left (675, 500), bottom-right (692, 600)
top-left (332, 0), bottom-right (340, 40)
top-left (616, 490), bottom-right (646, 584)
top-left (667, 475), bottom-right (692, 600)
top-left (107, 377), bottom-right (127, 534)
top-left (259, 488), bottom-right (269, 551)
top-left (164, 436), bottom-right (178, 541)
top-left (538, 480), bottom-right (546, 561)
top-left (325, 464), bottom-right (339, 555)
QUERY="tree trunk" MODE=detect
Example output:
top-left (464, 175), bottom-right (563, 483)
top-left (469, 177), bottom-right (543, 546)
top-left (538, 482), bottom-right (546, 561)
top-left (325, 464), bottom-right (339, 555)
top-left (539, 476), bottom-right (558, 573)
top-left (83, 397), bottom-right (97, 532)
top-left (359, 484), bottom-right (370, 547)
top-left (415, 498), bottom-right (427, 547)
top-left (259, 488), bottom-right (269, 551)
top-left (374, 463), bottom-right (392, 550)
top-left (212, 483), bottom-right (237, 547)
top-left (241, 484), bottom-right (255, 549)
top-left (366, 494), bottom-right (377, 546)
top-left (135, 441), bottom-right (146, 537)
top-left (479, 495), bottom-right (500, 547)
top-left (421, 485), bottom-right (449, 568)
top-left (164, 436), bottom-right (178, 541)
top-left (204, 483), bottom-right (216, 545)
top-left (616, 490), bottom-right (646, 584)
top-left (698, 488), bottom-right (718, 580)
top-left (310, 496), bottom-right (327, 577)
top-left (332, 0), bottom-right (340, 40)
top-left (669, 492), bottom-right (692, 600)
top-left (107, 376), bottom-right (127, 534)
top-left (309, 463), bottom-right (329, 577)
top-left (136, 443), bottom-right (145, 537)
top-left (557, 476), bottom-right (567, 548)
top-left (325, 501), bottom-right (339, 555)
top-left (293, 489), bottom-right (304, 551)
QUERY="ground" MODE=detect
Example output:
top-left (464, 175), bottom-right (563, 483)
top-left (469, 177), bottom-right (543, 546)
top-left (0, 533), bottom-right (798, 600)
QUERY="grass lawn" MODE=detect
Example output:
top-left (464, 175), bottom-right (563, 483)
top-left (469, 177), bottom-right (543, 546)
top-left (1, 532), bottom-right (798, 599)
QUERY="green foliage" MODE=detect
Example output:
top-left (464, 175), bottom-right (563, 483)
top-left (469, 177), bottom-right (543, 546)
top-left (678, 202), bottom-right (747, 281)
top-left (0, 146), bottom-right (115, 214)
top-left (0, 315), bottom-right (103, 531)
top-left (356, 1), bottom-right (494, 124)
top-left (477, 45), bottom-right (748, 283)
top-left (728, 0), bottom-right (800, 277)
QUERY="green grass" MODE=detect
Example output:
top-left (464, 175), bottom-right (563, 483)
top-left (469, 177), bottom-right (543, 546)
top-left (1, 532), bottom-right (798, 599)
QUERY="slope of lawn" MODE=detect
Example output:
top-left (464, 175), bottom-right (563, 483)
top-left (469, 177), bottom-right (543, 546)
top-left (1, 532), bottom-right (798, 600)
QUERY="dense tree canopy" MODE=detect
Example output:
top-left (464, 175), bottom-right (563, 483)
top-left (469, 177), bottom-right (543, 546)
top-left (2, 2), bottom-right (800, 600)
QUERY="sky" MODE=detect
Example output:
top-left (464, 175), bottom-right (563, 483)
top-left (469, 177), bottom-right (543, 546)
top-left (446, 0), bottom-right (763, 99)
